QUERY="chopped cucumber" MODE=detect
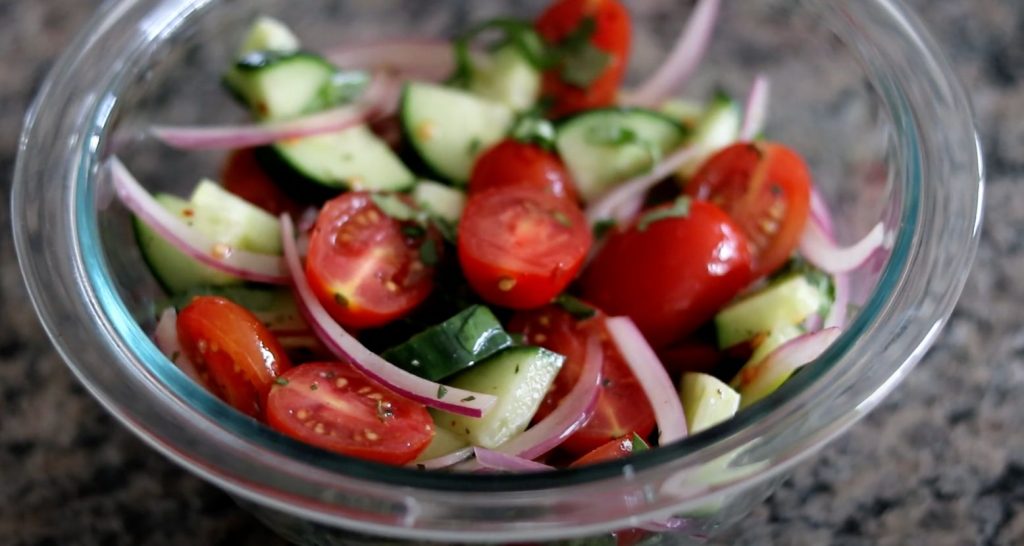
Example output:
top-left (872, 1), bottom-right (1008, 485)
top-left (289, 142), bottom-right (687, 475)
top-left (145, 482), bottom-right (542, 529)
top-left (401, 83), bottom-right (515, 185)
top-left (136, 181), bottom-right (284, 294)
top-left (170, 285), bottom-right (306, 333)
top-left (434, 347), bottom-right (563, 448)
top-left (731, 324), bottom-right (802, 408)
top-left (414, 425), bottom-right (470, 463)
top-left (679, 93), bottom-right (742, 178)
top-left (238, 16), bottom-right (300, 57)
top-left (189, 180), bottom-right (281, 255)
top-left (658, 99), bottom-right (705, 131)
top-left (680, 373), bottom-right (741, 434)
top-left (556, 108), bottom-right (687, 202)
top-left (135, 195), bottom-right (240, 293)
top-left (268, 125), bottom-right (415, 191)
top-left (714, 276), bottom-right (825, 349)
top-left (412, 180), bottom-right (467, 224)
top-left (382, 305), bottom-right (515, 381)
top-left (468, 45), bottom-right (541, 113)
top-left (225, 52), bottom-right (339, 120)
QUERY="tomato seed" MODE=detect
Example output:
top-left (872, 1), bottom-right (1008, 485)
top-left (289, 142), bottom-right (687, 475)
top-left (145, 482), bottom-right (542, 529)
top-left (498, 277), bottom-right (517, 292)
top-left (297, 409), bottom-right (310, 420)
top-left (335, 378), bottom-right (348, 389)
top-left (364, 429), bottom-right (380, 441)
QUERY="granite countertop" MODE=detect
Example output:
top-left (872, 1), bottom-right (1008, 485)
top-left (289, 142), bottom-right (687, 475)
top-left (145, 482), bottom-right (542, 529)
top-left (1, 0), bottom-right (1021, 545)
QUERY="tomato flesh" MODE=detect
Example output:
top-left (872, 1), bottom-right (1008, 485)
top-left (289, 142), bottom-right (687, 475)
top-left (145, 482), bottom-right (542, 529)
top-left (469, 140), bottom-right (579, 203)
top-left (687, 142), bottom-right (812, 278)
top-left (536, 0), bottom-right (632, 117)
top-left (306, 192), bottom-right (440, 329)
top-left (221, 148), bottom-right (304, 217)
top-left (581, 200), bottom-right (753, 349)
top-left (177, 296), bottom-right (292, 417)
top-left (508, 307), bottom-right (655, 455)
top-left (266, 363), bottom-right (434, 465)
top-left (569, 435), bottom-right (641, 468)
top-left (458, 187), bottom-right (592, 309)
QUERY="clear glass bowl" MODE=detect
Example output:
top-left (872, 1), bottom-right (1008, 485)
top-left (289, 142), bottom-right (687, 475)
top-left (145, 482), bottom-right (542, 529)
top-left (13, 0), bottom-right (982, 544)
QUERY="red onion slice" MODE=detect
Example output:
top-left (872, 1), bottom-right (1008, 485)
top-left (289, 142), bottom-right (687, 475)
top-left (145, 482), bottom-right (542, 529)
top-left (325, 39), bottom-right (460, 82)
top-left (807, 190), bottom-right (850, 329)
top-left (738, 74), bottom-right (770, 141)
top-left (109, 158), bottom-right (289, 285)
top-left (799, 217), bottom-right (886, 275)
top-left (809, 188), bottom-right (835, 237)
top-left (586, 145), bottom-right (700, 225)
top-left (735, 328), bottom-right (841, 402)
top-left (473, 447), bottom-right (554, 473)
top-left (622, 0), bottom-right (721, 107)
top-left (605, 317), bottom-right (688, 445)
top-left (153, 308), bottom-right (202, 382)
top-left (496, 334), bottom-right (604, 460)
top-left (412, 446), bottom-right (475, 470)
top-left (279, 215), bottom-right (496, 418)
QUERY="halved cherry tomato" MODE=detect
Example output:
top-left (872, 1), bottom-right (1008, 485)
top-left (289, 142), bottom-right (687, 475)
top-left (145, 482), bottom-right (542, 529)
top-left (581, 200), bottom-right (753, 348)
top-left (536, 0), bottom-right (632, 117)
top-left (221, 148), bottom-right (305, 217)
top-left (306, 192), bottom-right (441, 329)
top-left (458, 187), bottom-right (591, 309)
top-left (508, 307), bottom-right (655, 455)
top-left (469, 140), bottom-right (579, 203)
top-left (177, 296), bottom-right (292, 417)
top-left (569, 434), bottom-right (643, 468)
top-left (266, 362), bottom-right (434, 465)
top-left (686, 142), bottom-right (812, 278)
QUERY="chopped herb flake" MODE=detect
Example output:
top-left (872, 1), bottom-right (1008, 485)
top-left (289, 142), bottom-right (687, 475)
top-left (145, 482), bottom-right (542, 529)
top-left (631, 433), bottom-right (651, 453)
top-left (402, 224), bottom-right (427, 239)
top-left (310, 382), bottom-right (319, 391)
top-left (274, 377), bottom-right (289, 386)
top-left (419, 240), bottom-right (439, 266)
top-left (170, 351), bottom-right (180, 363)
top-left (467, 137), bottom-right (483, 156)
top-left (334, 293), bottom-right (349, 308)
top-left (432, 217), bottom-right (458, 243)
top-left (637, 196), bottom-right (692, 232)
top-left (554, 294), bottom-right (597, 320)
top-left (593, 219), bottom-right (617, 239)
top-left (461, 395), bottom-right (477, 402)
top-left (437, 385), bottom-right (449, 399)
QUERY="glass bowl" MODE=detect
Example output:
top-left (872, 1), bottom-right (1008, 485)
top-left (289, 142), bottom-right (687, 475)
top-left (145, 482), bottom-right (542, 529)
top-left (12, 0), bottom-right (982, 544)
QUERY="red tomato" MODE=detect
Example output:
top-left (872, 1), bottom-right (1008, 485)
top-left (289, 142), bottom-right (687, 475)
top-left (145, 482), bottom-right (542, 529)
top-left (177, 296), bottom-right (292, 417)
top-left (536, 0), bottom-right (632, 117)
top-left (508, 307), bottom-right (655, 455)
top-left (266, 362), bottom-right (434, 465)
top-left (306, 192), bottom-right (440, 329)
top-left (569, 434), bottom-right (643, 468)
top-left (221, 148), bottom-right (304, 217)
top-left (458, 187), bottom-right (591, 309)
top-left (657, 343), bottom-right (724, 378)
top-left (469, 140), bottom-right (579, 203)
top-left (686, 143), bottom-right (812, 278)
top-left (581, 200), bottom-right (753, 349)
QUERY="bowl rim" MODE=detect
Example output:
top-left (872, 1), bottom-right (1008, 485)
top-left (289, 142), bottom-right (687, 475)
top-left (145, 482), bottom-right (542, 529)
top-left (13, 0), bottom-right (984, 540)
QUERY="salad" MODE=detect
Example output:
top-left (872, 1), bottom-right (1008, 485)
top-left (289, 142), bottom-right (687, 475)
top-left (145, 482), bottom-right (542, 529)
top-left (111, 0), bottom-right (886, 472)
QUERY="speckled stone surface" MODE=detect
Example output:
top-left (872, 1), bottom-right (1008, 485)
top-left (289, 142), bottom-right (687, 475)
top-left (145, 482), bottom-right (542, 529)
top-left (1, 0), bottom-right (1021, 545)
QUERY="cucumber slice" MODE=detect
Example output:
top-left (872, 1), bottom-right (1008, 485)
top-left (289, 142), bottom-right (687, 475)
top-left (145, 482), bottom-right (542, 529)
top-left (269, 125), bottom-right (415, 191)
top-left (135, 195), bottom-right (241, 294)
top-left (731, 324), bottom-right (802, 408)
top-left (414, 425), bottom-right (470, 463)
top-left (381, 305), bottom-right (515, 381)
top-left (556, 108), bottom-right (688, 202)
top-left (679, 93), bottom-right (742, 178)
top-left (434, 347), bottom-right (563, 448)
top-left (468, 45), bottom-right (541, 113)
top-left (224, 52), bottom-right (338, 120)
top-left (189, 180), bottom-right (281, 255)
top-left (170, 286), bottom-right (306, 333)
top-left (658, 99), bottom-right (705, 130)
top-left (680, 373), bottom-right (740, 434)
top-left (238, 16), bottom-right (300, 56)
top-left (714, 276), bottom-right (825, 349)
top-left (401, 83), bottom-right (516, 185)
top-left (412, 180), bottom-right (467, 224)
